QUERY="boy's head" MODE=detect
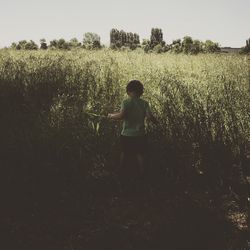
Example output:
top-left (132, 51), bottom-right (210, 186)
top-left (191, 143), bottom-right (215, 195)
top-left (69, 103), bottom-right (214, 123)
top-left (126, 80), bottom-right (144, 97)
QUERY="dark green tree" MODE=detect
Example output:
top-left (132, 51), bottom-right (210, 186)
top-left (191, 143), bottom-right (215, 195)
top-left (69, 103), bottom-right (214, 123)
top-left (58, 38), bottom-right (70, 50)
top-left (40, 38), bottom-right (48, 50)
top-left (10, 42), bottom-right (17, 49)
top-left (153, 44), bottom-right (163, 53)
top-left (12, 40), bottom-right (38, 50)
top-left (49, 39), bottom-right (70, 50)
top-left (49, 39), bottom-right (58, 49)
top-left (16, 40), bottom-right (28, 50)
top-left (83, 33), bottom-right (101, 49)
top-left (69, 38), bottom-right (81, 48)
top-left (202, 40), bottom-right (220, 53)
top-left (241, 38), bottom-right (250, 53)
top-left (24, 40), bottom-right (38, 50)
top-left (142, 39), bottom-right (151, 53)
top-left (171, 40), bottom-right (182, 53)
top-left (182, 36), bottom-right (193, 54)
top-left (110, 29), bottom-right (140, 50)
top-left (150, 28), bottom-right (163, 48)
top-left (110, 29), bottom-right (120, 48)
top-left (191, 39), bottom-right (203, 54)
top-left (246, 38), bottom-right (250, 48)
top-left (134, 33), bottom-right (140, 45)
top-left (120, 30), bottom-right (127, 46)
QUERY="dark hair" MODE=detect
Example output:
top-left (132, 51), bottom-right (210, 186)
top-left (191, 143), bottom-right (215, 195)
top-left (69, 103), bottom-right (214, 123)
top-left (126, 80), bottom-right (144, 96)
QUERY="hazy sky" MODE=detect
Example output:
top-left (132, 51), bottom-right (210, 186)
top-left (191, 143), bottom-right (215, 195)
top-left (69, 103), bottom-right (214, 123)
top-left (0, 0), bottom-right (249, 48)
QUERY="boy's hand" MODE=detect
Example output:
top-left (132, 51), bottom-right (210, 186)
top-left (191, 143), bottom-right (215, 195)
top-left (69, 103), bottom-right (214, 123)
top-left (107, 112), bottom-right (125, 120)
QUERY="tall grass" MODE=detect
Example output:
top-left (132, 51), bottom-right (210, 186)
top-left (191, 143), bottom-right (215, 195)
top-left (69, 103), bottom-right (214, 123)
top-left (0, 49), bottom-right (249, 183)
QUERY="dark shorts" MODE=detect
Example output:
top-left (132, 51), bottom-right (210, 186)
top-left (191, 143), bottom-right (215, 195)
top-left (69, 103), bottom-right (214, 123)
top-left (120, 135), bottom-right (148, 154)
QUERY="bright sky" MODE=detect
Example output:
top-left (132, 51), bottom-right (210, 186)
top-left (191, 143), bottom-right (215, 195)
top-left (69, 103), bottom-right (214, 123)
top-left (0, 0), bottom-right (249, 48)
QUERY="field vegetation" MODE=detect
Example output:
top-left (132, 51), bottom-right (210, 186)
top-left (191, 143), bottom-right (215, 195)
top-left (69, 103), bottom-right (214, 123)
top-left (0, 49), bottom-right (249, 249)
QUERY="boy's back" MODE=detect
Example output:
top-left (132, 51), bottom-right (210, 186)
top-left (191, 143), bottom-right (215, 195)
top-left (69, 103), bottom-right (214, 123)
top-left (121, 97), bottom-right (150, 137)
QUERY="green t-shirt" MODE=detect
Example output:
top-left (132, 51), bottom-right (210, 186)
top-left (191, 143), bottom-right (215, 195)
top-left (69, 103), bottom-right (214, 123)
top-left (120, 97), bottom-right (151, 136)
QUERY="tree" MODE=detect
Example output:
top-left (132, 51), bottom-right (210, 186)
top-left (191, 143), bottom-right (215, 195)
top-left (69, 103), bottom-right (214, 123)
top-left (127, 32), bottom-right (139, 50)
top-left (49, 39), bottom-right (58, 49)
top-left (162, 44), bottom-right (170, 53)
top-left (69, 38), bottom-right (81, 48)
top-left (169, 37), bottom-right (220, 54)
top-left (133, 33), bottom-right (140, 45)
top-left (203, 40), bottom-right (220, 53)
top-left (189, 39), bottom-right (203, 54)
top-left (10, 42), bottom-right (17, 49)
top-left (11, 40), bottom-right (38, 50)
top-left (110, 29), bottom-right (140, 50)
top-left (153, 44), bottom-right (163, 53)
top-left (58, 38), bottom-right (70, 50)
top-left (24, 40), bottom-right (38, 50)
top-left (49, 39), bottom-right (70, 50)
top-left (142, 39), bottom-right (151, 53)
top-left (120, 30), bottom-right (127, 46)
top-left (246, 38), bottom-right (250, 49)
top-left (83, 33), bottom-right (101, 49)
top-left (241, 38), bottom-right (250, 54)
top-left (110, 29), bottom-right (120, 49)
top-left (150, 28), bottom-right (163, 48)
top-left (169, 39), bottom-right (182, 53)
top-left (40, 38), bottom-right (48, 50)
top-left (149, 28), bottom-right (168, 53)
top-left (16, 40), bottom-right (28, 50)
top-left (182, 36), bottom-right (193, 54)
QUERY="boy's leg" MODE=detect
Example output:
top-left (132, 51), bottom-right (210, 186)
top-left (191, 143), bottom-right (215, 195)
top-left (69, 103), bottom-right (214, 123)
top-left (136, 153), bottom-right (145, 176)
top-left (136, 136), bottom-right (148, 177)
top-left (118, 152), bottom-right (126, 179)
top-left (117, 152), bottom-right (124, 192)
top-left (120, 152), bottom-right (124, 166)
top-left (119, 151), bottom-right (135, 193)
top-left (119, 136), bottom-right (126, 179)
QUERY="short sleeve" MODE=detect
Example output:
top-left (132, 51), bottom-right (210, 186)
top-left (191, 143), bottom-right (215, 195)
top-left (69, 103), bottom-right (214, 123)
top-left (120, 100), bottom-right (128, 112)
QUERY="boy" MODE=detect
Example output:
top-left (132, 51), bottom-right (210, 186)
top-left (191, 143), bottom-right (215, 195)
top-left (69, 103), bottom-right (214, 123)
top-left (108, 80), bottom-right (157, 176)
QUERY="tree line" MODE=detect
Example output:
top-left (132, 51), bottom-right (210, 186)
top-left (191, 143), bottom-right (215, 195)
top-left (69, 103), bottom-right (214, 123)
top-left (10, 33), bottom-right (102, 51)
top-left (7, 28), bottom-right (250, 54)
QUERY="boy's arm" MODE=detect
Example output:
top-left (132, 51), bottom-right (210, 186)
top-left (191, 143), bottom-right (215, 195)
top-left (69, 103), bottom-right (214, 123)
top-left (107, 111), bottom-right (125, 120)
top-left (108, 100), bottom-right (127, 120)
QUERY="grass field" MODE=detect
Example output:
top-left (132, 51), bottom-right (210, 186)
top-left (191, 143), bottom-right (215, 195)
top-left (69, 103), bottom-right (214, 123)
top-left (1, 49), bottom-right (249, 175)
top-left (0, 49), bottom-right (249, 249)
